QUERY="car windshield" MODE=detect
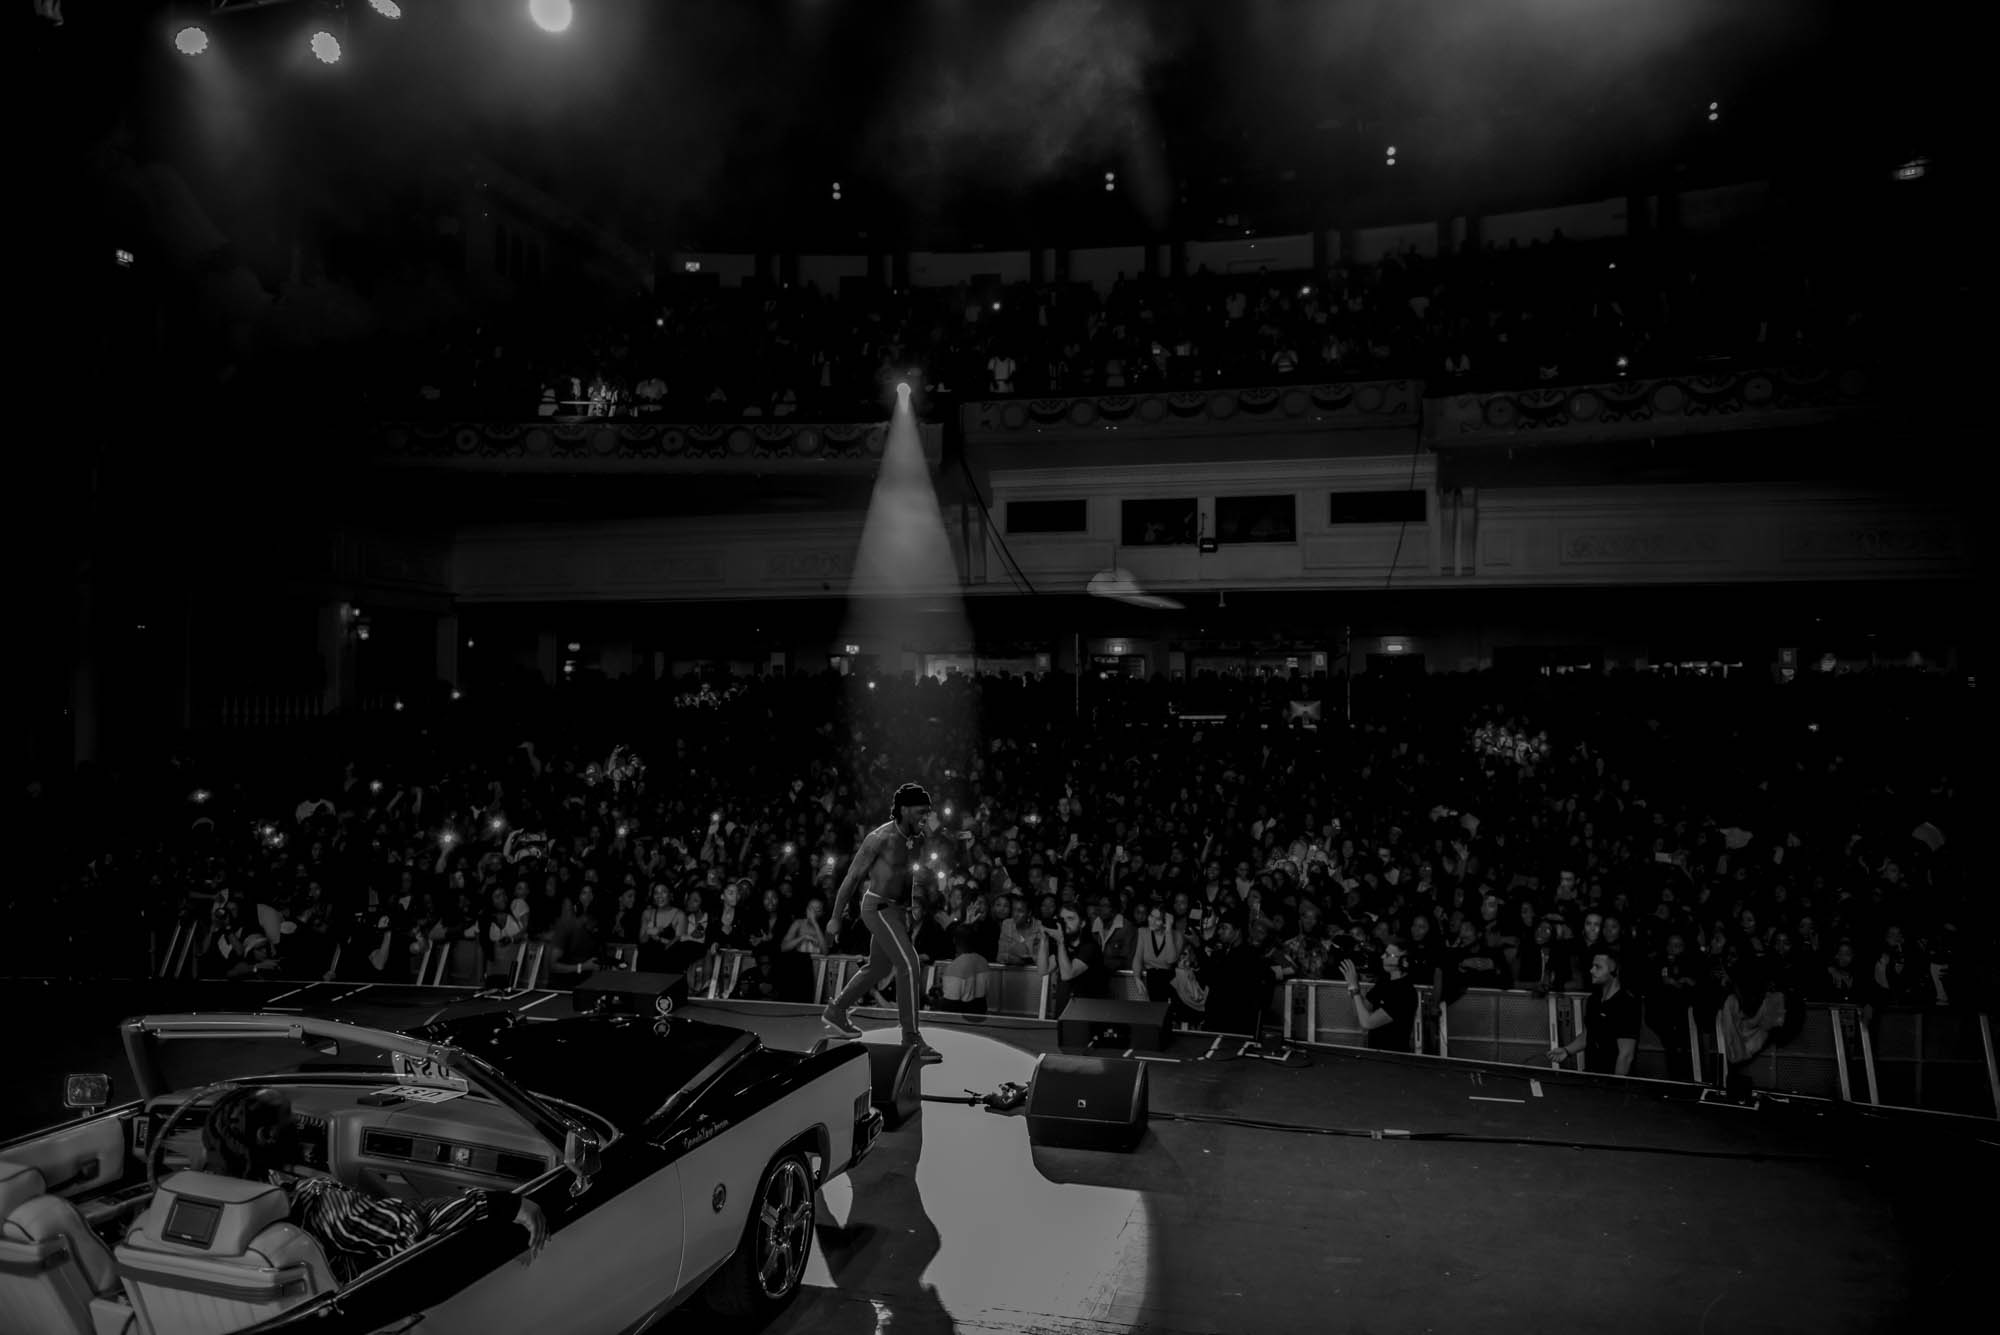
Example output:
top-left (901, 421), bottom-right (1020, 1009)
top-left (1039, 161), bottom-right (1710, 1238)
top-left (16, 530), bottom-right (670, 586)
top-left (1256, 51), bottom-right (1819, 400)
top-left (144, 1032), bottom-right (410, 1097)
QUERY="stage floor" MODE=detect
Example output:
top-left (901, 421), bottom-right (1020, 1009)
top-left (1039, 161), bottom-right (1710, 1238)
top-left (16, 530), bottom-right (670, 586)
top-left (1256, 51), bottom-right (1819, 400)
top-left (8, 978), bottom-right (1993, 1334)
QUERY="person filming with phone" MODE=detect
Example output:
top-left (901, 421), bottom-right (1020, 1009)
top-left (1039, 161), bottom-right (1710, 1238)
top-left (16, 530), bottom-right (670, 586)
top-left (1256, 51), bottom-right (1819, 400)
top-left (1042, 904), bottom-right (1109, 1015)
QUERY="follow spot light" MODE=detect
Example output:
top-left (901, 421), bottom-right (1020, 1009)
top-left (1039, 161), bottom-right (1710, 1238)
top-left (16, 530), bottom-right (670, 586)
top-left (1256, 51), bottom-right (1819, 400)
top-left (309, 29), bottom-right (341, 63)
top-left (368, 0), bottom-right (402, 16)
top-left (529, 0), bottom-right (573, 34)
top-left (174, 24), bottom-right (209, 55)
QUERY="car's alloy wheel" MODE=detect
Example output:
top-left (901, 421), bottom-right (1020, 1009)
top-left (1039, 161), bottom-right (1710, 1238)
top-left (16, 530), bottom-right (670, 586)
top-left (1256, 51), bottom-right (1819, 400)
top-left (705, 1149), bottom-right (817, 1320)
top-left (754, 1157), bottom-right (815, 1299)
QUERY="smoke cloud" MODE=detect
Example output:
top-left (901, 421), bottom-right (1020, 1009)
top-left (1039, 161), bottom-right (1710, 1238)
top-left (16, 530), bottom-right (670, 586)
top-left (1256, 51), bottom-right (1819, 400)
top-left (885, 0), bottom-right (1180, 225)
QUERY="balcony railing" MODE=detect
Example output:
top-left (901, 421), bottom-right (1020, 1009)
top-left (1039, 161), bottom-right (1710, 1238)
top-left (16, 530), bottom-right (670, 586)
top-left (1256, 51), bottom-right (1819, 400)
top-left (377, 365), bottom-right (1864, 467)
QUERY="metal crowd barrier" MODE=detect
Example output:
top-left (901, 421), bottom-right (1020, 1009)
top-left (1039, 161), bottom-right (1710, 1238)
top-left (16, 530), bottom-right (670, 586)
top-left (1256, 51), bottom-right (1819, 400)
top-left (195, 931), bottom-right (2000, 1121)
top-left (816, 954), bottom-right (1053, 1019)
top-left (1283, 979), bottom-right (1998, 1119)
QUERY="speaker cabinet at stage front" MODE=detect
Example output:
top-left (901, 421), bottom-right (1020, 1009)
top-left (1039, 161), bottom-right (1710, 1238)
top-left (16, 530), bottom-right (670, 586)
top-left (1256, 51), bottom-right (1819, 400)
top-left (1057, 996), bottom-right (1171, 1052)
top-left (1026, 1053), bottom-right (1149, 1152)
top-left (573, 970), bottom-right (689, 1016)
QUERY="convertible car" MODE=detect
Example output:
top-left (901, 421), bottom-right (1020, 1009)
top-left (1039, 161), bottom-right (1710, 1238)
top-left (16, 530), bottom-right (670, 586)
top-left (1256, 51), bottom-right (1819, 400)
top-left (0, 1001), bottom-right (883, 1335)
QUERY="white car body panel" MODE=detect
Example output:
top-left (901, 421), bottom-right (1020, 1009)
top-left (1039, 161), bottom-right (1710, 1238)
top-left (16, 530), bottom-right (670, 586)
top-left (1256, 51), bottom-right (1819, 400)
top-left (391, 1163), bottom-right (686, 1335)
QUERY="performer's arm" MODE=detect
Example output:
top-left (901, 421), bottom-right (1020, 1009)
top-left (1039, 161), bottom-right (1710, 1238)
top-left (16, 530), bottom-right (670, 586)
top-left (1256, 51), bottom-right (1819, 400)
top-left (828, 832), bottom-right (880, 925)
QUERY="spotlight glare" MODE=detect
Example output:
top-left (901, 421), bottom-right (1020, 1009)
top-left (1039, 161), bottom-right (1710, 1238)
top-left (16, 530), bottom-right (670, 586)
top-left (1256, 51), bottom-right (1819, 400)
top-left (369, 0), bottom-right (401, 16)
top-left (309, 30), bottom-right (341, 64)
top-left (174, 25), bottom-right (208, 55)
top-left (896, 381), bottom-right (911, 397)
top-left (529, 0), bottom-right (574, 34)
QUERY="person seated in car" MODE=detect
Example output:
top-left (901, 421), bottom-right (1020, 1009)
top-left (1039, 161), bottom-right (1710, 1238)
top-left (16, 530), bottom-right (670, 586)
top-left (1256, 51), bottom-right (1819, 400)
top-left (201, 1087), bottom-right (547, 1283)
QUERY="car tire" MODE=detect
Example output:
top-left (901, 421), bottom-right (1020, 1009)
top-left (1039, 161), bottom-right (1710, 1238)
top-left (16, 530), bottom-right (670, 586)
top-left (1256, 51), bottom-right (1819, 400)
top-left (703, 1149), bottom-right (816, 1321)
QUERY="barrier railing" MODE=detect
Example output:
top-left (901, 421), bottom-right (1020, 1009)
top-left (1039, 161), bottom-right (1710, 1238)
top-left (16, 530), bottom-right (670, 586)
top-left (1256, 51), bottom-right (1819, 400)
top-left (1860, 1007), bottom-right (1999, 1119)
top-left (269, 937), bottom-right (2000, 1119)
top-left (1282, 979), bottom-right (1996, 1119)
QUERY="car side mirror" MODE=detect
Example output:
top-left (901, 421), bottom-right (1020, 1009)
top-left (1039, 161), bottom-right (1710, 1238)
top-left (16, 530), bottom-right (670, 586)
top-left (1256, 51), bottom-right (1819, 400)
top-left (563, 1128), bottom-right (602, 1194)
top-left (64, 1073), bottom-right (111, 1115)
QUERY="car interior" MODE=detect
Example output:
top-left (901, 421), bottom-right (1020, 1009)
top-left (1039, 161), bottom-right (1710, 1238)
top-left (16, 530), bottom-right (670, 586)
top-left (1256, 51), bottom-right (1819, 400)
top-left (0, 1077), bottom-right (561, 1335)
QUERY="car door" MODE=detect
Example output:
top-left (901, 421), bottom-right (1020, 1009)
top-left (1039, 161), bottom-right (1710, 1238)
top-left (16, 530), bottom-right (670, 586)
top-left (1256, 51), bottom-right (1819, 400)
top-left (394, 1156), bottom-right (686, 1335)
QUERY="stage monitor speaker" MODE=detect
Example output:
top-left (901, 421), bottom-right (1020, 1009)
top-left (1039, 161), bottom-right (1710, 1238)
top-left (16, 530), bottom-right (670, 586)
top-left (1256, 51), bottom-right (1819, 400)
top-left (865, 1041), bottom-right (922, 1129)
top-left (1057, 997), bottom-right (1171, 1052)
top-left (574, 970), bottom-right (689, 1017)
top-left (1026, 1053), bottom-right (1149, 1152)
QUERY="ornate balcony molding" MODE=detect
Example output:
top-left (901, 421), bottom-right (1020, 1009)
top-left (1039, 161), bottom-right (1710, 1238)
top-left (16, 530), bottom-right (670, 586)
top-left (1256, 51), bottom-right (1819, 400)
top-left (376, 420), bottom-right (940, 471)
top-left (1425, 366), bottom-right (1867, 448)
top-left (962, 381), bottom-right (1422, 444)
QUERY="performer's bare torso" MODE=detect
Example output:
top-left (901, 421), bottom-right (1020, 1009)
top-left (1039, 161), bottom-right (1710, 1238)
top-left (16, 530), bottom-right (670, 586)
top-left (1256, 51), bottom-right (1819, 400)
top-left (860, 820), bottom-right (917, 905)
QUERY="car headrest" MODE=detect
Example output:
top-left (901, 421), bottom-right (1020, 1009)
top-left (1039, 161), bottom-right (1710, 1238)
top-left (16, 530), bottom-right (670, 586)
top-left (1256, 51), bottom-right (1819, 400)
top-left (0, 1161), bottom-right (46, 1220)
top-left (135, 1172), bottom-right (290, 1258)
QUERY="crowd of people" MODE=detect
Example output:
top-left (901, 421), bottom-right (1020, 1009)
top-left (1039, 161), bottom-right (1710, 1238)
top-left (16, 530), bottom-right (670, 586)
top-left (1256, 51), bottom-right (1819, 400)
top-left (19, 663), bottom-right (1977, 1099)
top-left (378, 225), bottom-right (1889, 425)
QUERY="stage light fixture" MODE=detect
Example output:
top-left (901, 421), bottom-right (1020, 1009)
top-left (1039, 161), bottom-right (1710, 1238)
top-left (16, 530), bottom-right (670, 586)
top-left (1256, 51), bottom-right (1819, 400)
top-left (368, 0), bottom-right (401, 16)
top-left (309, 29), bottom-right (341, 63)
top-left (174, 24), bottom-right (209, 55)
top-left (529, 0), bottom-right (573, 35)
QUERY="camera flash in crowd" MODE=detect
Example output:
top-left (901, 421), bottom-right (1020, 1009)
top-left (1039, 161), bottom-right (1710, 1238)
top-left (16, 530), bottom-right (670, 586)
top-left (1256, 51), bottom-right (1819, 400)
top-left (369, 780), bottom-right (383, 794)
top-left (392, 700), bottom-right (405, 712)
top-left (191, 789), bottom-right (210, 804)
top-left (1808, 722), bottom-right (1820, 732)
top-left (783, 842), bottom-right (796, 855)
top-left (488, 816), bottom-right (506, 834)
top-left (439, 830), bottom-right (459, 849)
top-left (616, 824), bottom-right (630, 838)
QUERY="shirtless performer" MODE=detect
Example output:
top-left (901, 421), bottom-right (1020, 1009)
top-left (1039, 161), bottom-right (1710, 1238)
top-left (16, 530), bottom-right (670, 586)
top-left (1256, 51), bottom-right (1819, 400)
top-left (823, 782), bottom-right (943, 1064)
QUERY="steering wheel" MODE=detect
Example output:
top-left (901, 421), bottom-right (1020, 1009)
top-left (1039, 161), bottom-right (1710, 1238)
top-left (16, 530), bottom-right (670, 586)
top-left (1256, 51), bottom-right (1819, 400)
top-left (147, 1081), bottom-right (244, 1195)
